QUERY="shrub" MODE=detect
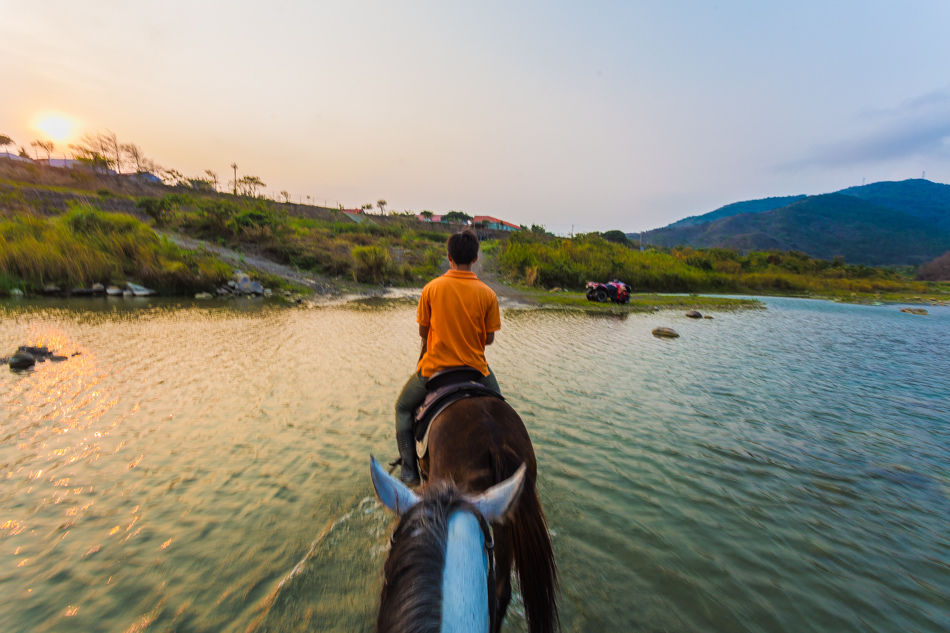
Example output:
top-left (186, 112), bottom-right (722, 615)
top-left (352, 245), bottom-right (392, 284)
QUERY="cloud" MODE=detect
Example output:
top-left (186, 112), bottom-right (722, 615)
top-left (783, 87), bottom-right (950, 169)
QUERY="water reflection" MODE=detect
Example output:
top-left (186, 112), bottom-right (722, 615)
top-left (1, 298), bottom-right (948, 632)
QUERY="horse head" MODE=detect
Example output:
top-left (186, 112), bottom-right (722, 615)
top-left (370, 455), bottom-right (527, 633)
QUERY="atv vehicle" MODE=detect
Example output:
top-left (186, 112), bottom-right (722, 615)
top-left (585, 280), bottom-right (631, 303)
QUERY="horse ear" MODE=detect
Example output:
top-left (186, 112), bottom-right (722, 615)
top-left (370, 455), bottom-right (420, 515)
top-left (468, 464), bottom-right (527, 523)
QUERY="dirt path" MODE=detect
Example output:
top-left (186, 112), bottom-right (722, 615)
top-left (162, 233), bottom-right (336, 293)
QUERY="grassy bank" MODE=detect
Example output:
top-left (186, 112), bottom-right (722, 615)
top-left (0, 204), bottom-right (232, 295)
top-left (495, 232), bottom-right (950, 302)
top-left (135, 193), bottom-right (453, 284)
top-left (503, 287), bottom-right (761, 312)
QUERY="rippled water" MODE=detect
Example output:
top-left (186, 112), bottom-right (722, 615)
top-left (1, 296), bottom-right (948, 633)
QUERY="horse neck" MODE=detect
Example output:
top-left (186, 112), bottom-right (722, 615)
top-left (441, 510), bottom-right (490, 633)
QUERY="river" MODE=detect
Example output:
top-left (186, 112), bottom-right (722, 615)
top-left (1, 296), bottom-right (948, 632)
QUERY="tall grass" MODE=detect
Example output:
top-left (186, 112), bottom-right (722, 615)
top-left (0, 204), bottom-right (231, 294)
top-left (497, 232), bottom-right (930, 295)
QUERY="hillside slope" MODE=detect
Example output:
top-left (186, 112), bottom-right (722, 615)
top-left (645, 194), bottom-right (950, 266)
top-left (837, 179), bottom-right (950, 231)
top-left (666, 195), bottom-right (807, 228)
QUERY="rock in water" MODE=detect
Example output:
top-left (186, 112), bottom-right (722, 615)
top-left (195, 292), bottom-right (213, 299)
top-left (685, 310), bottom-right (702, 318)
top-left (9, 351), bottom-right (35, 369)
top-left (126, 282), bottom-right (156, 296)
top-left (106, 286), bottom-right (123, 296)
top-left (900, 308), bottom-right (929, 316)
top-left (652, 327), bottom-right (680, 338)
top-left (703, 315), bottom-right (714, 319)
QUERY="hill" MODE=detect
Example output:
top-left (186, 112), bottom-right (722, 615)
top-left (837, 179), bottom-right (950, 232)
top-left (667, 195), bottom-right (807, 228)
top-left (640, 179), bottom-right (950, 266)
top-left (644, 193), bottom-right (950, 266)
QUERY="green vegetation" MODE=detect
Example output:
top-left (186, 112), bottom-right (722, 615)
top-left (496, 232), bottom-right (949, 301)
top-left (0, 204), bottom-right (231, 295)
top-left (134, 192), bottom-right (450, 285)
top-left (513, 288), bottom-right (760, 312)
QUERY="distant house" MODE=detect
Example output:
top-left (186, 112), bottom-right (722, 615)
top-left (417, 214), bottom-right (445, 223)
top-left (472, 215), bottom-right (520, 231)
top-left (121, 171), bottom-right (162, 184)
top-left (341, 208), bottom-right (364, 215)
top-left (0, 152), bottom-right (33, 163)
top-left (36, 158), bottom-right (83, 169)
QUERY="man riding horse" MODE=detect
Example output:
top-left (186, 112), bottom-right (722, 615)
top-left (394, 229), bottom-right (501, 485)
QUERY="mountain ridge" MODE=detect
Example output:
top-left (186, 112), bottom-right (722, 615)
top-left (637, 179), bottom-right (950, 266)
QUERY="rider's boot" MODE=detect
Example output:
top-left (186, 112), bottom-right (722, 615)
top-left (396, 430), bottom-right (420, 486)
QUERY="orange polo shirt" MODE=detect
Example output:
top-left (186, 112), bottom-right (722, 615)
top-left (416, 270), bottom-right (501, 377)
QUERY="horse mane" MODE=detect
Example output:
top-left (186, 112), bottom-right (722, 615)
top-left (376, 483), bottom-right (497, 633)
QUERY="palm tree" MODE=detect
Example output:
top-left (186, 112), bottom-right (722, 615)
top-left (0, 135), bottom-right (13, 155)
top-left (377, 199), bottom-right (387, 214)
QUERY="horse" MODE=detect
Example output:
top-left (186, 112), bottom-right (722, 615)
top-left (370, 396), bottom-right (559, 633)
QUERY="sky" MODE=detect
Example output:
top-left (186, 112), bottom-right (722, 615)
top-left (2, 1), bottom-right (949, 234)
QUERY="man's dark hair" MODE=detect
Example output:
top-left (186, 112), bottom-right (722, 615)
top-left (447, 230), bottom-right (479, 265)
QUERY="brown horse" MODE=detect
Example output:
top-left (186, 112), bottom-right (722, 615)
top-left (371, 396), bottom-right (559, 633)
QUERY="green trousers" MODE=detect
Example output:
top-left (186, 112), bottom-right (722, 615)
top-left (394, 368), bottom-right (501, 435)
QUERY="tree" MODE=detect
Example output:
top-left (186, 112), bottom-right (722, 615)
top-left (420, 210), bottom-right (434, 220)
top-left (601, 230), bottom-right (633, 247)
top-left (17, 147), bottom-right (30, 158)
top-left (280, 190), bottom-right (291, 203)
top-left (70, 132), bottom-right (120, 173)
top-left (188, 178), bottom-right (216, 192)
top-left (204, 170), bottom-right (218, 191)
top-left (30, 140), bottom-right (54, 160)
top-left (377, 199), bottom-right (387, 214)
top-left (122, 143), bottom-right (147, 172)
top-left (443, 210), bottom-right (472, 223)
top-left (237, 175), bottom-right (266, 197)
top-left (362, 203), bottom-right (374, 211)
top-left (161, 168), bottom-right (187, 186)
top-left (0, 135), bottom-right (13, 154)
top-left (230, 163), bottom-right (238, 195)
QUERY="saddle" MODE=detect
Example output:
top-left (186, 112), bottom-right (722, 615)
top-left (413, 366), bottom-right (505, 458)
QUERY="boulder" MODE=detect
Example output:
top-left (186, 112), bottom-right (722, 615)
top-left (106, 286), bottom-right (123, 296)
top-left (92, 283), bottom-right (105, 294)
top-left (43, 285), bottom-right (61, 294)
top-left (126, 282), bottom-right (156, 296)
top-left (10, 288), bottom-right (24, 297)
top-left (9, 351), bottom-right (35, 369)
top-left (900, 308), bottom-right (929, 316)
top-left (652, 327), bottom-right (680, 338)
top-left (195, 292), bottom-right (213, 299)
top-left (238, 278), bottom-right (264, 295)
top-left (685, 310), bottom-right (702, 318)
top-left (703, 315), bottom-right (713, 319)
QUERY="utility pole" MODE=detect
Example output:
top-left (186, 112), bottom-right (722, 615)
top-left (231, 163), bottom-right (238, 196)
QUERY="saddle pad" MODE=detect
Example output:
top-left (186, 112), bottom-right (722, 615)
top-left (414, 383), bottom-right (505, 458)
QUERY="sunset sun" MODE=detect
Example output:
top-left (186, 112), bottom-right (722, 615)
top-left (31, 113), bottom-right (79, 144)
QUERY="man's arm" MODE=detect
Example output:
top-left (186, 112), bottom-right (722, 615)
top-left (485, 332), bottom-right (495, 346)
top-left (418, 325), bottom-right (429, 361)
